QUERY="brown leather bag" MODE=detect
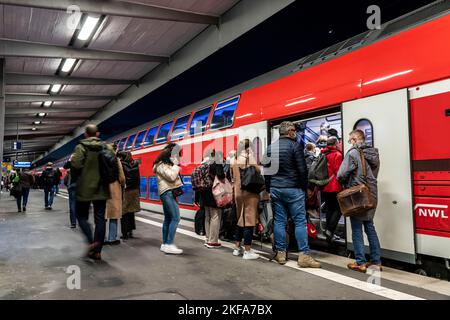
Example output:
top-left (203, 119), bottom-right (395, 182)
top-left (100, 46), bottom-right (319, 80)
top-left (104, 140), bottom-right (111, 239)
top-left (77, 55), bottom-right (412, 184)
top-left (337, 149), bottom-right (376, 217)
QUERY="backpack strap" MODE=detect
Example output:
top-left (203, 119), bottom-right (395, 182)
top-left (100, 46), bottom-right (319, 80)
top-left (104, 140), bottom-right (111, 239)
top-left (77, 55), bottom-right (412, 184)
top-left (357, 148), bottom-right (368, 180)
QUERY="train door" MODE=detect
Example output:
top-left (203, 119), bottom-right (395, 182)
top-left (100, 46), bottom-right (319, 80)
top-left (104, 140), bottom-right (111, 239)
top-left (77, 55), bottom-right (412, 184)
top-left (342, 89), bottom-right (416, 264)
top-left (270, 110), bottom-right (346, 246)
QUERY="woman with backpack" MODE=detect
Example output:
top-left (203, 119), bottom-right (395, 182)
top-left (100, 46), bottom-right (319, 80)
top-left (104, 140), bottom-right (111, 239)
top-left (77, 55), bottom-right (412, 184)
top-left (119, 151), bottom-right (140, 240)
top-left (194, 149), bottom-right (226, 249)
top-left (230, 139), bottom-right (260, 260)
top-left (153, 143), bottom-right (184, 255)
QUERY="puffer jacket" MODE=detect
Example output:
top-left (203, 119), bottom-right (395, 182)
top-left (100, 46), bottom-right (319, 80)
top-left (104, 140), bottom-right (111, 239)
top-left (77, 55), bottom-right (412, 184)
top-left (337, 143), bottom-right (380, 220)
top-left (263, 136), bottom-right (308, 191)
top-left (153, 162), bottom-right (183, 196)
top-left (321, 146), bottom-right (343, 193)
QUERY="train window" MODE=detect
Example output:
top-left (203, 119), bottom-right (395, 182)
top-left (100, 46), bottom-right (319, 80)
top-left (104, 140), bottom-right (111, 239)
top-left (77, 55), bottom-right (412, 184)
top-left (171, 114), bottom-right (191, 141)
top-left (178, 176), bottom-right (195, 206)
top-left (148, 176), bottom-right (159, 201)
top-left (118, 136), bottom-right (127, 151)
top-left (210, 96), bottom-right (240, 131)
top-left (140, 177), bottom-right (147, 199)
top-left (189, 106), bottom-right (212, 136)
top-left (125, 134), bottom-right (136, 150)
top-left (143, 126), bottom-right (158, 147)
top-left (113, 139), bottom-right (120, 147)
top-left (133, 130), bottom-right (147, 150)
top-left (353, 119), bottom-right (374, 147)
top-left (155, 121), bottom-right (173, 144)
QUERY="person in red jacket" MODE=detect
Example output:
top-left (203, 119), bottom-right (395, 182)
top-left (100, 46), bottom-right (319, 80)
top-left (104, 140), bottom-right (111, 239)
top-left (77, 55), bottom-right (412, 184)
top-left (321, 136), bottom-right (343, 244)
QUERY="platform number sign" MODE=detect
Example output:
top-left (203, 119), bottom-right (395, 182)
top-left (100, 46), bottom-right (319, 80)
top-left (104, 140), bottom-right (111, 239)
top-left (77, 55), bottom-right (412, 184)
top-left (12, 141), bottom-right (22, 150)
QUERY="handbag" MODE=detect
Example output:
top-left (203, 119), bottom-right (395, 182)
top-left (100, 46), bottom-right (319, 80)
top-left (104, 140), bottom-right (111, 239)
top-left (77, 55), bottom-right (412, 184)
top-left (171, 174), bottom-right (184, 198)
top-left (336, 149), bottom-right (376, 217)
top-left (239, 152), bottom-right (265, 194)
top-left (212, 176), bottom-right (233, 207)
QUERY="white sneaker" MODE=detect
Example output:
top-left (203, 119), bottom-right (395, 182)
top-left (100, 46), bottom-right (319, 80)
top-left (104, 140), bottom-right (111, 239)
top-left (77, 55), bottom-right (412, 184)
top-left (232, 246), bottom-right (243, 256)
top-left (243, 250), bottom-right (259, 260)
top-left (164, 244), bottom-right (183, 255)
top-left (160, 244), bottom-right (167, 252)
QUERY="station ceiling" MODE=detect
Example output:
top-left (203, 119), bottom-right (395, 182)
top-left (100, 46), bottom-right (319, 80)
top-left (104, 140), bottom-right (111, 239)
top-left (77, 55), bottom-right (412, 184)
top-left (0, 0), bottom-right (437, 165)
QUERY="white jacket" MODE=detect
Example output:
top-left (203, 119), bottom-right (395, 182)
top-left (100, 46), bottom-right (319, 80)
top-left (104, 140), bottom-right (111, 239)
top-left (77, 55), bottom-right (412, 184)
top-left (153, 162), bottom-right (183, 196)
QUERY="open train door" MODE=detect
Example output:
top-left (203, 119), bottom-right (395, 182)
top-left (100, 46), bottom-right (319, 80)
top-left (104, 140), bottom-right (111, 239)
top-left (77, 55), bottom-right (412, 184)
top-left (342, 89), bottom-right (416, 264)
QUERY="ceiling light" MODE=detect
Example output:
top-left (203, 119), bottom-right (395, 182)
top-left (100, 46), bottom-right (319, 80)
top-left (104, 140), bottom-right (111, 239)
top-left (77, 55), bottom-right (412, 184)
top-left (33, 121), bottom-right (41, 125)
top-left (31, 127), bottom-right (37, 131)
top-left (50, 84), bottom-right (62, 93)
top-left (78, 16), bottom-right (100, 41)
top-left (37, 113), bottom-right (47, 117)
top-left (61, 58), bottom-right (77, 72)
top-left (43, 101), bottom-right (53, 107)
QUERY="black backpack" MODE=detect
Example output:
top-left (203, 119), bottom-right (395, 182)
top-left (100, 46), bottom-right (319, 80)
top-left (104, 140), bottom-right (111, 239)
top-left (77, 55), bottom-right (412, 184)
top-left (123, 162), bottom-right (140, 189)
top-left (308, 151), bottom-right (332, 186)
top-left (44, 169), bottom-right (56, 186)
top-left (98, 144), bottom-right (119, 185)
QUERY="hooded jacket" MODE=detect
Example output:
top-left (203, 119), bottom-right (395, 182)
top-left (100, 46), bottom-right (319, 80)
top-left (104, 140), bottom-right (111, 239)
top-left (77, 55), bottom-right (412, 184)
top-left (153, 162), bottom-right (183, 196)
top-left (71, 137), bottom-right (111, 202)
top-left (321, 146), bottom-right (343, 193)
top-left (337, 143), bottom-right (380, 220)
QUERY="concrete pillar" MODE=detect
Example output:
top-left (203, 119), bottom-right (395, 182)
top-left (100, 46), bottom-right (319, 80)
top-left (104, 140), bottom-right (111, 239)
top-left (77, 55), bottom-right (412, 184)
top-left (0, 59), bottom-right (5, 182)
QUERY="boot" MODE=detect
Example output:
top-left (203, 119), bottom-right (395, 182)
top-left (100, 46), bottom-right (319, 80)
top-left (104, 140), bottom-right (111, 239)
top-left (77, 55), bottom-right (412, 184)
top-left (274, 251), bottom-right (287, 265)
top-left (298, 253), bottom-right (321, 268)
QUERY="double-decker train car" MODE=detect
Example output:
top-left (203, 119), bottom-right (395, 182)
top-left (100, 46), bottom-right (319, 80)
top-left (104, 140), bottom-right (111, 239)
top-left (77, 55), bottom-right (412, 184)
top-left (45, 8), bottom-right (450, 275)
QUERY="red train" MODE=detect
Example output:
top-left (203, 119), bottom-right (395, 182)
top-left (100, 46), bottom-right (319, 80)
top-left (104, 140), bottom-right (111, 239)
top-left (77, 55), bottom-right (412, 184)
top-left (47, 12), bottom-right (450, 276)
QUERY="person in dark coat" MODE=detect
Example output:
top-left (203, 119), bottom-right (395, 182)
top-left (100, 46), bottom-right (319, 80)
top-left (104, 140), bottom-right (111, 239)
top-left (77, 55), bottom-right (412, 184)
top-left (19, 168), bottom-right (35, 212)
top-left (195, 149), bottom-right (225, 248)
top-left (41, 162), bottom-right (58, 210)
top-left (119, 151), bottom-right (141, 240)
top-left (337, 129), bottom-right (381, 273)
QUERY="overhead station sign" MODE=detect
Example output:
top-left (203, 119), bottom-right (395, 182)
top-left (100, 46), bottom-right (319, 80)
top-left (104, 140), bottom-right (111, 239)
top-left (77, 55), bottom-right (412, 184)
top-left (13, 161), bottom-right (31, 169)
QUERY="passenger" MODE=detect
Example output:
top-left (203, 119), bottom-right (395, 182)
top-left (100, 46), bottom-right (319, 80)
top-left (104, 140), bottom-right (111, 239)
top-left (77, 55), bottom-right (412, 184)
top-left (316, 135), bottom-right (328, 149)
top-left (304, 143), bottom-right (317, 171)
top-left (337, 129), bottom-right (381, 273)
top-left (320, 136), bottom-right (343, 244)
top-left (119, 151), bottom-right (140, 240)
top-left (328, 128), bottom-right (342, 151)
top-left (54, 168), bottom-right (62, 194)
top-left (104, 145), bottom-right (125, 245)
top-left (263, 121), bottom-right (321, 268)
top-left (71, 124), bottom-right (113, 261)
top-left (18, 168), bottom-right (34, 212)
top-left (63, 155), bottom-right (77, 228)
top-left (195, 149), bottom-right (225, 249)
top-left (231, 139), bottom-right (260, 260)
top-left (41, 162), bottom-right (58, 210)
top-left (153, 143), bottom-right (184, 255)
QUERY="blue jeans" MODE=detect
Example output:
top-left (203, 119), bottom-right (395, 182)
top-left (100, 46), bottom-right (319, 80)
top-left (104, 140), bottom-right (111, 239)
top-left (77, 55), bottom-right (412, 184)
top-left (350, 217), bottom-right (381, 265)
top-left (22, 187), bottom-right (30, 208)
top-left (108, 219), bottom-right (118, 241)
top-left (271, 187), bottom-right (310, 254)
top-left (44, 185), bottom-right (55, 207)
top-left (68, 184), bottom-right (77, 226)
top-left (160, 191), bottom-right (181, 245)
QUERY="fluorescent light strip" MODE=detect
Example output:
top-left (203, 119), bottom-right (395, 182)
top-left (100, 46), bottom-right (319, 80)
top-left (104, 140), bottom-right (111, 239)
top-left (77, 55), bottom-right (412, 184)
top-left (61, 58), bottom-right (76, 73)
top-left (50, 84), bottom-right (62, 93)
top-left (78, 16), bottom-right (100, 41)
top-left (43, 101), bottom-right (52, 107)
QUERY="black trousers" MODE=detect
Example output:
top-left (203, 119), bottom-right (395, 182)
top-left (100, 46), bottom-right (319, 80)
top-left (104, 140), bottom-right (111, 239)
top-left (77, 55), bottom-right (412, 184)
top-left (121, 212), bottom-right (136, 236)
top-left (235, 226), bottom-right (254, 246)
top-left (76, 200), bottom-right (106, 253)
top-left (322, 192), bottom-right (342, 235)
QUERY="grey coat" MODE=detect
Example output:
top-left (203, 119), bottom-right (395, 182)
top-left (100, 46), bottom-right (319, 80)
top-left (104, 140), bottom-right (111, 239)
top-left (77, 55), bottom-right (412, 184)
top-left (337, 143), bottom-right (380, 221)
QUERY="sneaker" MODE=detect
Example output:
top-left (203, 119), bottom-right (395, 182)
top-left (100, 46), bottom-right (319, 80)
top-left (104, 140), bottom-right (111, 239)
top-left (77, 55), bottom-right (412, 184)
top-left (274, 251), bottom-right (287, 265)
top-left (104, 240), bottom-right (120, 246)
top-left (347, 262), bottom-right (367, 273)
top-left (164, 244), bottom-right (183, 255)
top-left (205, 243), bottom-right (221, 249)
top-left (232, 246), bottom-right (243, 256)
top-left (70, 224), bottom-right (76, 229)
top-left (160, 244), bottom-right (167, 252)
top-left (22, 207), bottom-right (26, 212)
top-left (298, 253), bottom-right (321, 268)
top-left (243, 250), bottom-right (259, 260)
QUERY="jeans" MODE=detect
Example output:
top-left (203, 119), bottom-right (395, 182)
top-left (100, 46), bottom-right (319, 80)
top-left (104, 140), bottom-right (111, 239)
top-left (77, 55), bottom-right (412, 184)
top-left (76, 200), bottom-right (106, 253)
top-left (108, 219), bottom-right (118, 241)
top-left (44, 185), bottom-right (55, 208)
top-left (68, 184), bottom-right (77, 226)
top-left (350, 217), bottom-right (381, 265)
top-left (160, 190), bottom-right (181, 245)
top-left (271, 187), bottom-right (310, 254)
top-left (322, 192), bottom-right (342, 235)
top-left (235, 226), bottom-right (254, 246)
top-left (21, 187), bottom-right (30, 208)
